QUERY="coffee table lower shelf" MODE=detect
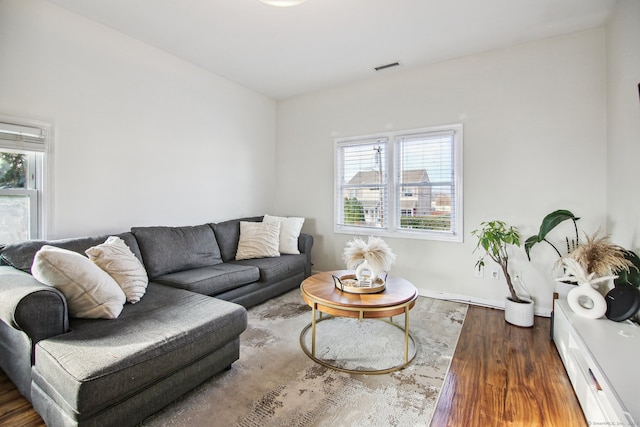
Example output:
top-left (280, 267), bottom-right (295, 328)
top-left (299, 314), bottom-right (417, 375)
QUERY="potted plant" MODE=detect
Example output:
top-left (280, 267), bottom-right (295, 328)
top-left (472, 220), bottom-right (534, 327)
top-left (525, 209), bottom-right (640, 297)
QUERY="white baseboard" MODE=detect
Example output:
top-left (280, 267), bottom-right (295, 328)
top-left (416, 288), bottom-right (552, 318)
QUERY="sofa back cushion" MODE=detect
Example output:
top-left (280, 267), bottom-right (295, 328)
top-left (211, 216), bottom-right (263, 263)
top-left (0, 232), bottom-right (141, 273)
top-left (131, 225), bottom-right (222, 278)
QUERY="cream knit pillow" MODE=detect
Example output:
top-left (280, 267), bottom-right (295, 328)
top-left (32, 245), bottom-right (126, 319)
top-left (86, 236), bottom-right (149, 304)
top-left (235, 221), bottom-right (281, 260)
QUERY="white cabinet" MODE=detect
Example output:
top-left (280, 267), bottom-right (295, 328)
top-left (553, 300), bottom-right (639, 425)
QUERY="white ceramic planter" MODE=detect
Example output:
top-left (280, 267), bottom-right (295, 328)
top-left (504, 297), bottom-right (534, 327)
top-left (554, 281), bottom-right (576, 299)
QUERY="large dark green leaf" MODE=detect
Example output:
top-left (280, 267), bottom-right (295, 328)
top-left (525, 210), bottom-right (579, 260)
top-left (614, 250), bottom-right (640, 288)
top-left (537, 210), bottom-right (579, 241)
top-left (524, 235), bottom-right (541, 260)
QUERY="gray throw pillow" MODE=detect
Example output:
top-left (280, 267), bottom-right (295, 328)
top-left (211, 216), bottom-right (263, 262)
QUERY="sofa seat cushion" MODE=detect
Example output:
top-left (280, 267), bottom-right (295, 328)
top-left (132, 225), bottom-right (223, 278)
top-left (31, 283), bottom-right (247, 419)
top-left (153, 264), bottom-right (260, 296)
top-left (229, 253), bottom-right (307, 283)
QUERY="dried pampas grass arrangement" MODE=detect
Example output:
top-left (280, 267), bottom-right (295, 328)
top-left (342, 236), bottom-right (396, 274)
top-left (562, 231), bottom-right (633, 276)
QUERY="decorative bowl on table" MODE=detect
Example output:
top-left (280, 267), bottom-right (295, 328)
top-left (332, 273), bottom-right (386, 294)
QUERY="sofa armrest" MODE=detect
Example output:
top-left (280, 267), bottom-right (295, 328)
top-left (0, 266), bottom-right (69, 346)
top-left (298, 233), bottom-right (313, 255)
top-left (298, 233), bottom-right (313, 277)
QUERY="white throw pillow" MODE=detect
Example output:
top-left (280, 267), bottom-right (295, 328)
top-left (263, 214), bottom-right (305, 255)
top-left (86, 236), bottom-right (149, 304)
top-left (32, 245), bottom-right (126, 319)
top-left (236, 221), bottom-right (281, 260)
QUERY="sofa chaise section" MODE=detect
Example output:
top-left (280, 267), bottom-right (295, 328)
top-left (30, 283), bottom-right (246, 427)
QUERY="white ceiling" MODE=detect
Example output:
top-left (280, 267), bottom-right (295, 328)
top-left (46, 0), bottom-right (617, 100)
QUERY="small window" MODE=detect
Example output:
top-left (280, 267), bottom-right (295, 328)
top-left (335, 124), bottom-right (463, 241)
top-left (0, 116), bottom-right (52, 244)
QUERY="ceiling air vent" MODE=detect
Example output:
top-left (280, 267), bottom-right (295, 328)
top-left (374, 62), bottom-right (400, 71)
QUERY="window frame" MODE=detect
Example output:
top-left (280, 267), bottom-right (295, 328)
top-left (334, 123), bottom-right (463, 242)
top-left (0, 114), bottom-right (53, 242)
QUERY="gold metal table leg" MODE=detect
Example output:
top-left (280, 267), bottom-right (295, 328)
top-left (312, 302), bottom-right (317, 357)
top-left (404, 305), bottom-right (410, 363)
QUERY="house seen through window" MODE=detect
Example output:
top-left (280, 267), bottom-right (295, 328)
top-left (0, 117), bottom-right (51, 245)
top-left (335, 124), bottom-right (463, 242)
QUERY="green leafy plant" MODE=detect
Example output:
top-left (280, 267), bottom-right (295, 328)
top-left (472, 220), bottom-right (522, 303)
top-left (0, 153), bottom-right (26, 189)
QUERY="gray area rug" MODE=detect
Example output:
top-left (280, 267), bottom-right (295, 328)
top-left (141, 289), bottom-right (467, 427)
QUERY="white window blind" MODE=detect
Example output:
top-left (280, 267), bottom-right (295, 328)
top-left (335, 138), bottom-right (388, 229)
top-left (0, 122), bottom-right (46, 152)
top-left (396, 130), bottom-right (456, 234)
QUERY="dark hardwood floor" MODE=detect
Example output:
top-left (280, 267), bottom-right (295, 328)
top-left (0, 374), bottom-right (44, 427)
top-left (0, 305), bottom-right (584, 427)
top-left (432, 305), bottom-right (586, 426)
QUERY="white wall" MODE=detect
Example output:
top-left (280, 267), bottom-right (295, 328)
top-left (276, 29), bottom-right (608, 315)
top-left (607, 0), bottom-right (640, 249)
top-left (1, 0), bottom-right (622, 316)
top-left (0, 0), bottom-right (277, 238)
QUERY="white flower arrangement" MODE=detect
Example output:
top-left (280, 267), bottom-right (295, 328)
top-left (555, 257), bottom-right (617, 287)
top-left (342, 236), bottom-right (396, 279)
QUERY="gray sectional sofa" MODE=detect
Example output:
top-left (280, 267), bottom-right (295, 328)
top-left (0, 216), bottom-right (313, 427)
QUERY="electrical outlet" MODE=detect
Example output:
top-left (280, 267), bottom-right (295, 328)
top-left (474, 265), bottom-right (484, 278)
top-left (491, 269), bottom-right (500, 280)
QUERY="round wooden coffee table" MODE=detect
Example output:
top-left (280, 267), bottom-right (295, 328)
top-left (300, 270), bottom-right (418, 374)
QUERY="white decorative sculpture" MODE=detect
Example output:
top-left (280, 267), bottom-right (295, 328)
top-left (556, 258), bottom-right (615, 319)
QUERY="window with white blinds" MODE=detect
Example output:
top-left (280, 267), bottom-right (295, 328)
top-left (335, 138), bottom-right (388, 230)
top-left (0, 116), bottom-right (52, 244)
top-left (335, 124), bottom-right (463, 242)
